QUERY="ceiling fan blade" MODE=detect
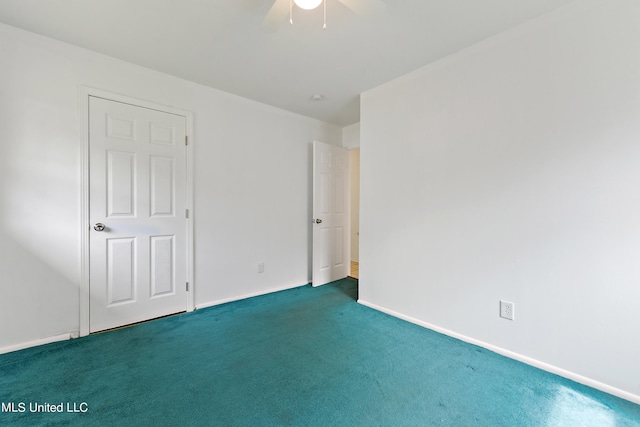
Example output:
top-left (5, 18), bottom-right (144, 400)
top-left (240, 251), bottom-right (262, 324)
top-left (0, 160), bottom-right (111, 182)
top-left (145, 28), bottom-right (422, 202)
top-left (337, 0), bottom-right (386, 17)
top-left (262, 0), bottom-right (291, 32)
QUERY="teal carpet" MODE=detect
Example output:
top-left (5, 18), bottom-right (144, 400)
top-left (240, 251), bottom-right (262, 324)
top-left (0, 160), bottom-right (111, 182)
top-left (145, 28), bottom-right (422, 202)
top-left (1, 278), bottom-right (639, 426)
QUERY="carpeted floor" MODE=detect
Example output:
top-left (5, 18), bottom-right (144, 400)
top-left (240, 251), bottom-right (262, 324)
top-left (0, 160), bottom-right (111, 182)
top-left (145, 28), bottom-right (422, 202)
top-left (1, 278), bottom-right (639, 426)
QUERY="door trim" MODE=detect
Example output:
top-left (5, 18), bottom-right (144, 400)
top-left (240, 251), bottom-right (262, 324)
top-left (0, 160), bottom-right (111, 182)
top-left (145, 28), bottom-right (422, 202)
top-left (79, 87), bottom-right (195, 337)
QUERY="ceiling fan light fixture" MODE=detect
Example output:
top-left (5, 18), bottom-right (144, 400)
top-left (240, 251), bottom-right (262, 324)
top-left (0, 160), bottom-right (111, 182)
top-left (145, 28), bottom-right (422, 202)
top-left (294, 0), bottom-right (323, 10)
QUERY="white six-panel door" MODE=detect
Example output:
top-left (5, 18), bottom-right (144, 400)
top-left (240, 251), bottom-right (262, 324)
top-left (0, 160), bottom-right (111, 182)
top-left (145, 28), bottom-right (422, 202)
top-left (89, 96), bottom-right (188, 332)
top-left (312, 141), bottom-right (350, 286)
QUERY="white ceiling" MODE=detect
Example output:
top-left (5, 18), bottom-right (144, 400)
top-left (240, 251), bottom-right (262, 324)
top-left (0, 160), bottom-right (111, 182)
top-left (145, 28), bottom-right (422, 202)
top-left (0, 0), bottom-right (574, 126)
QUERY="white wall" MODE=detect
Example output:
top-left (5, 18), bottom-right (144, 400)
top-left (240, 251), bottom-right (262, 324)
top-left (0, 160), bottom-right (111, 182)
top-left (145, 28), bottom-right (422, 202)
top-left (342, 122), bottom-right (360, 150)
top-left (360, 0), bottom-right (640, 402)
top-left (0, 23), bottom-right (341, 351)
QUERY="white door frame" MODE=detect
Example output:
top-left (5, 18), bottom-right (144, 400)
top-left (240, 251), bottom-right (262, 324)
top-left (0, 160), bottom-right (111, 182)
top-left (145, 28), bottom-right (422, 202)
top-left (79, 87), bottom-right (195, 337)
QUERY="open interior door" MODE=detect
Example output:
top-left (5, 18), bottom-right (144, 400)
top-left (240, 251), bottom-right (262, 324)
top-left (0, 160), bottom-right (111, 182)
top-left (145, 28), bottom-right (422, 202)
top-left (312, 141), bottom-right (350, 286)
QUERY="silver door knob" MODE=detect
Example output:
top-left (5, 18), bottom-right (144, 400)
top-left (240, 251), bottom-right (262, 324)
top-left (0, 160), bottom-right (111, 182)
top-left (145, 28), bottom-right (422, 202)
top-left (314, 219), bottom-right (323, 224)
top-left (94, 223), bottom-right (106, 232)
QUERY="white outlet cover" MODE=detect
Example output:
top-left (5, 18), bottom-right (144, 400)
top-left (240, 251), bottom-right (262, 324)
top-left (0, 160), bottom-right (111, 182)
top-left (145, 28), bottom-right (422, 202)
top-left (500, 300), bottom-right (514, 320)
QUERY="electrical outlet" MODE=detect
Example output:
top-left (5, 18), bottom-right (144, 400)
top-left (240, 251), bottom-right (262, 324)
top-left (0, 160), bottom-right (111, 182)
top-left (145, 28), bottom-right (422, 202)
top-left (500, 300), bottom-right (514, 320)
top-left (257, 262), bottom-right (264, 274)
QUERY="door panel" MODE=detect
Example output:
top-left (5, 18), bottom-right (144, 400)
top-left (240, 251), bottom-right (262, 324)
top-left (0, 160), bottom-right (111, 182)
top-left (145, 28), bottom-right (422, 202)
top-left (107, 150), bottom-right (136, 217)
top-left (150, 155), bottom-right (174, 216)
top-left (107, 237), bottom-right (136, 305)
top-left (89, 96), bottom-right (187, 332)
top-left (312, 141), bottom-right (349, 286)
top-left (150, 235), bottom-right (174, 297)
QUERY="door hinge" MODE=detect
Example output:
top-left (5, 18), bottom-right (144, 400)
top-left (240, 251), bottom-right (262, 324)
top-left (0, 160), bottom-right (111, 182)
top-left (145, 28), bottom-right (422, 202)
top-left (185, 135), bottom-right (188, 146)
top-left (185, 208), bottom-right (189, 219)
top-left (186, 282), bottom-right (189, 292)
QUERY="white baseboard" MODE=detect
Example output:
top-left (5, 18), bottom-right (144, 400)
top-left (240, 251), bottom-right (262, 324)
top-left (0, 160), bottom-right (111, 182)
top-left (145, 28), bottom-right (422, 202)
top-left (357, 299), bottom-right (640, 405)
top-left (0, 333), bottom-right (76, 355)
top-left (196, 282), bottom-right (309, 310)
top-left (0, 283), bottom-right (310, 354)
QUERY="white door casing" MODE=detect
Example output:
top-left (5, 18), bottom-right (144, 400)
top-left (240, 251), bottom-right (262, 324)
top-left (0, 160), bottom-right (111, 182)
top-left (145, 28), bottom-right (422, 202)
top-left (312, 141), bottom-right (350, 286)
top-left (84, 94), bottom-right (192, 333)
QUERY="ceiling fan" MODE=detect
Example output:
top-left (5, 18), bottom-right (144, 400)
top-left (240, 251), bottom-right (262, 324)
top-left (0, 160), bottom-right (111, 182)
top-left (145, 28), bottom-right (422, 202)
top-left (262, 0), bottom-right (386, 32)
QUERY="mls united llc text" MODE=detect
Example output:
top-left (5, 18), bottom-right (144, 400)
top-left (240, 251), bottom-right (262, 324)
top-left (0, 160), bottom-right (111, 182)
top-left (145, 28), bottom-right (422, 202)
top-left (2, 402), bottom-right (88, 413)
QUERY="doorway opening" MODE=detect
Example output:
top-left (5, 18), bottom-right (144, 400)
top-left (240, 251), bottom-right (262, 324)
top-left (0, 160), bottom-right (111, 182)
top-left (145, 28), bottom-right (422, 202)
top-left (349, 148), bottom-right (360, 279)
